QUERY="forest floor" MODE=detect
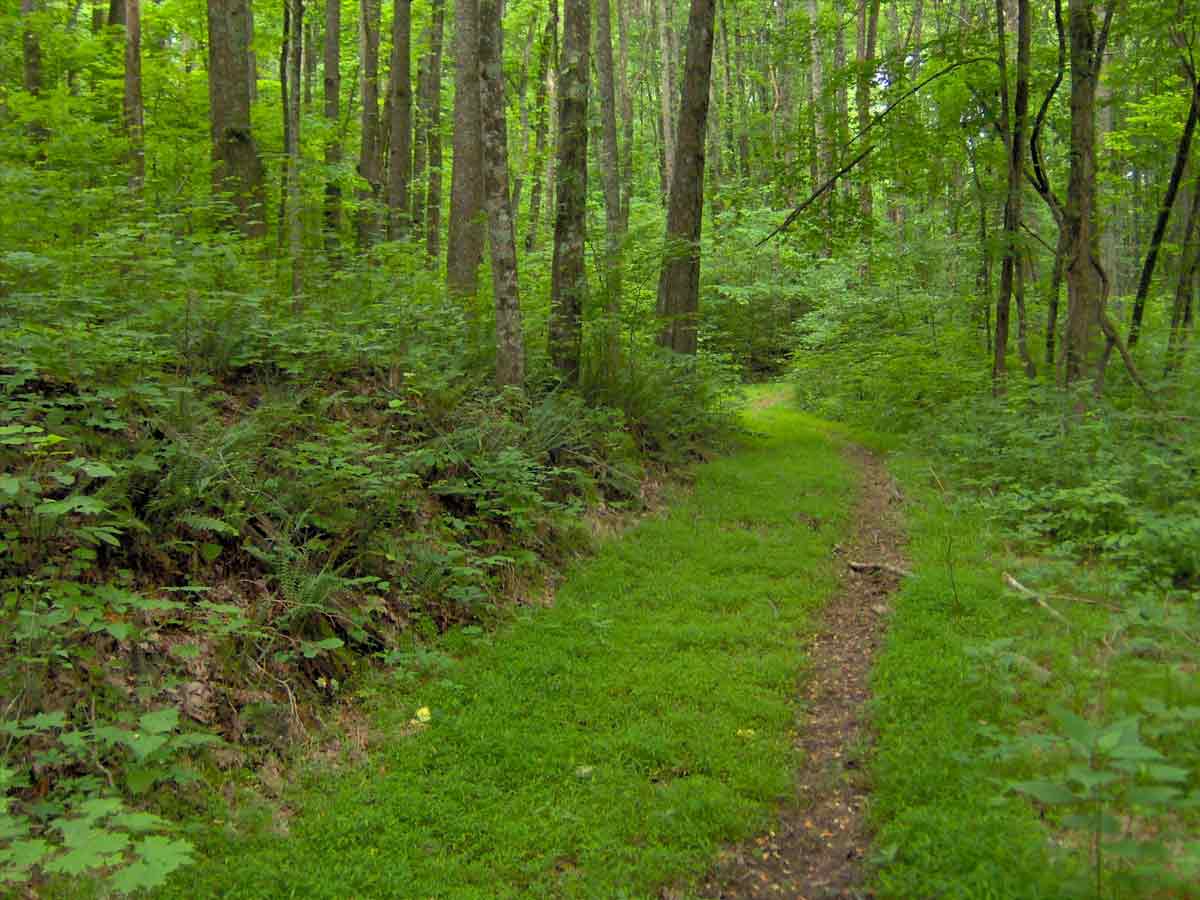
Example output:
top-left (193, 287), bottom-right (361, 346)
top-left (157, 388), bottom-right (904, 898)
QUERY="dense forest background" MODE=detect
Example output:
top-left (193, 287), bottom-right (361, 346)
top-left (2, 0), bottom-right (1199, 893)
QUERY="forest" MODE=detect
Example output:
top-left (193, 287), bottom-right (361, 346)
top-left (1, 0), bottom-right (1199, 894)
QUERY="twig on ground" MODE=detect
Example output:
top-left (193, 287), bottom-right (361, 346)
top-left (849, 561), bottom-right (914, 579)
top-left (1003, 572), bottom-right (1071, 627)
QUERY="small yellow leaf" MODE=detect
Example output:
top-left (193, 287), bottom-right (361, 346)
top-left (414, 706), bottom-right (431, 724)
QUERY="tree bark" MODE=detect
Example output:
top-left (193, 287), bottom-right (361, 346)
top-left (1166, 169), bottom-right (1200, 373)
top-left (656, 0), bottom-right (717, 354)
top-left (324, 0), bottom-right (343, 251)
top-left (595, 0), bottom-right (624, 374)
top-left (1127, 76), bottom-right (1199, 347)
top-left (550, 0), bottom-right (589, 380)
top-left (479, 0), bottom-right (525, 387)
top-left (1062, 0), bottom-right (1106, 386)
top-left (855, 0), bottom-right (881, 268)
top-left (124, 0), bottom-right (144, 195)
top-left (386, 0), bottom-right (413, 240)
top-left (616, 0), bottom-right (634, 229)
top-left (657, 0), bottom-right (678, 198)
top-left (424, 0), bottom-right (445, 260)
top-left (207, 0), bottom-right (267, 237)
top-left (357, 0), bottom-right (384, 246)
top-left (525, 1), bottom-right (557, 251)
top-left (284, 0), bottom-right (304, 299)
top-left (448, 0), bottom-right (485, 305)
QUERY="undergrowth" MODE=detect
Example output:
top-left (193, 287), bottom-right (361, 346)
top-left (0, 230), bottom-right (739, 892)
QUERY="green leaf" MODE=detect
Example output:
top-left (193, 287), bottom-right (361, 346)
top-left (107, 836), bottom-right (194, 894)
top-left (109, 812), bottom-right (168, 834)
top-left (80, 461), bottom-right (116, 479)
top-left (1052, 706), bottom-right (1097, 752)
top-left (1010, 780), bottom-right (1079, 805)
top-left (1127, 786), bottom-right (1181, 807)
top-left (301, 637), bottom-right (344, 658)
top-left (138, 708), bottom-right (179, 736)
top-left (0, 477), bottom-right (20, 497)
top-left (199, 542), bottom-right (222, 563)
top-left (124, 732), bottom-right (169, 762)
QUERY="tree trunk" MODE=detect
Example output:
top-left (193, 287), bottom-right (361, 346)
top-left (616, 0), bottom-right (634, 229)
top-left (657, 0), bottom-right (678, 198)
top-left (855, 0), bottom-right (881, 239)
top-left (304, 18), bottom-right (317, 107)
top-left (479, 0), bottom-right (525, 387)
top-left (424, 0), bottom-right (445, 260)
top-left (525, 1), bottom-right (556, 251)
top-left (1045, 226), bottom-right (1068, 366)
top-left (448, 0), bottom-right (485, 305)
top-left (1166, 167), bottom-right (1200, 372)
top-left (284, 0), bottom-right (304, 299)
top-left (323, 0), bottom-right (342, 252)
top-left (1127, 76), bottom-right (1199, 346)
top-left (107, 0), bottom-right (124, 28)
top-left (386, 0), bottom-right (412, 240)
top-left (207, 0), bottom-right (267, 237)
top-left (595, 0), bottom-right (624, 375)
top-left (357, 0), bottom-right (384, 246)
top-left (550, 0), bottom-right (589, 380)
top-left (124, 0), bottom-right (144, 195)
top-left (656, 0), bottom-right (717, 354)
top-left (1061, 0), bottom-right (1104, 386)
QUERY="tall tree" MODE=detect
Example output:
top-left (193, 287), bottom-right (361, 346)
top-left (657, 0), bottom-right (678, 196)
top-left (549, 0), bottom-right (589, 379)
top-left (207, 0), bottom-right (267, 237)
top-left (386, 0), bottom-right (413, 240)
top-left (479, 0), bottom-right (524, 386)
top-left (323, 0), bottom-right (342, 250)
top-left (424, 0), bottom-right (446, 260)
top-left (283, 0), bottom-right (304, 297)
top-left (595, 0), bottom-right (624, 374)
top-left (615, 0), bottom-right (634, 229)
top-left (525, 0), bottom-right (557, 251)
top-left (448, 0), bottom-right (485, 305)
top-left (357, 0), bottom-right (383, 245)
top-left (123, 0), bottom-right (144, 195)
top-left (855, 0), bottom-right (881, 241)
top-left (656, 0), bottom-right (717, 354)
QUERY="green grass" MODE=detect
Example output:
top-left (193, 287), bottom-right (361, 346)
top-left (165, 397), bottom-right (857, 898)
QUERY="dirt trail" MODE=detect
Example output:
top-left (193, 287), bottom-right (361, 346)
top-left (699, 445), bottom-right (908, 899)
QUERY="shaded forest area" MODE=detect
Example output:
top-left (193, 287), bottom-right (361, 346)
top-left (1, 0), bottom-right (1199, 893)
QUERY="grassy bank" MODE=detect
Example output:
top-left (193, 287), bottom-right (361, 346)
top-left (161, 398), bottom-right (856, 897)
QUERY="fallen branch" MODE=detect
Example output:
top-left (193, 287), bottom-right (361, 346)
top-left (849, 560), bottom-right (914, 579)
top-left (757, 147), bottom-right (875, 246)
top-left (1003, 572), bottom-right (1070, 627)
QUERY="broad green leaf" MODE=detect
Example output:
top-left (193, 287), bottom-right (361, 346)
top-left (107, 836), bottom-right (193, 894)
top-left (0, 477), bottom-right (20, 497)
top-left (1010, 780), bottom-right (1078, 805)
top-left (1127, 786), bottom-right (1181, 807)
top-left (138, 708), bottom-right (179, 736)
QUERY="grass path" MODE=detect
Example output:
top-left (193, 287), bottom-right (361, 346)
top-left (173, 395), bottom-right (857, 898)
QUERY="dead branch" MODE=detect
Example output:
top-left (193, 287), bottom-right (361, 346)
top-left (850, 560), bottom-right (914, 579)
top-left (1003, 572), bottom-right (1070, 627)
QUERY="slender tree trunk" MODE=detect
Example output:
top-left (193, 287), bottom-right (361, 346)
top-left (305, 19), bottom-right (318, 107)
top-left (656, 0), bottom-right (717, 354)
top-left (424, 0), bottom-right (445, 260)
top-left (550, 0), bottom-right (590, 380)
top-left (1062, 0), bottom-right (1105, 387)
top-left (1127, 77), bottom-right (1199, 346)
top-left (357, 0), bottom-right (384, 245)
top-left (448, 0), bottom-right (485, 305)
top-left (124, 0), bottom-right (144, 195)
top-left (386, 0), bottom-right (412, 240)
top-left (107, 0), bottom-right (124, 27)
top-left (595, 0), bottom-right (624, 375)
top-left (412, 54), bottom-right (428, 231)
top-left (1166, 168), bottom-right (1200, 372)
top-left (657, 0), bottom-right (678, 197)
top-left (525, 1), bottom-right (556, 251)
top-left (616, 0), bottom-right (634, 229)
top-left (286, 0), bottom-right (304, 298)
top-left (479, 0), bottom-right (524, 386)
top-left (323, 0), bottom-right (343, 252)
top-left (1046, 227), bottom-right (1068, 366)
top-left (855, 0), bottom-right (881, 275)
top-left (208, 0), bottom-right (267, 237)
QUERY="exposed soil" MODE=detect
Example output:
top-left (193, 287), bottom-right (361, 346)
top-left (698, 444), bottom-right (908, 900)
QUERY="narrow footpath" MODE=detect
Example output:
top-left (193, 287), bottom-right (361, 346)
top-left (169, 392), bottom-right (900, 899)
